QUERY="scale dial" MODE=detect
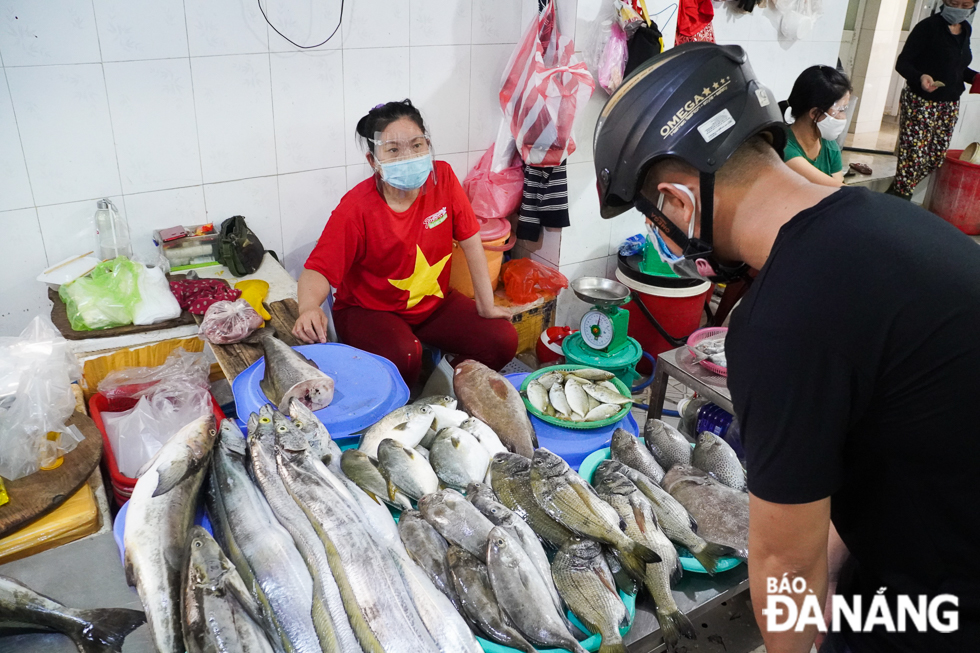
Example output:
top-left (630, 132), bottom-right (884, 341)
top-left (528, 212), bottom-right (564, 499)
top-left (580, 310), bottom-right (614, 350)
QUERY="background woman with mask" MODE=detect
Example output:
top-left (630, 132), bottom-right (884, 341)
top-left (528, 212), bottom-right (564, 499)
top-left (293, 99), bottom-right (518, 388)
top-left (779, 65), bottom-right (852, 187)
top-left (889, 0), bottom-right (977, 199)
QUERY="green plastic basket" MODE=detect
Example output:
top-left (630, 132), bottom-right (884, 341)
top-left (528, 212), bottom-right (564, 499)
top-left (578, 444), bottom-right (742, 575)
top-left (519, 365), bottom-right (633, 430)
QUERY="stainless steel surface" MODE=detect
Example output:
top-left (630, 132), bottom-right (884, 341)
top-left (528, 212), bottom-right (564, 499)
top-left (571, 276), bottom-right (630, 307)
top-left (647, 346), bottom-right (732, 421)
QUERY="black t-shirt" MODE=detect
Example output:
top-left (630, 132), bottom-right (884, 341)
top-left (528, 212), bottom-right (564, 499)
top-left (896, 13), bottom-right (976, 102)
top-left (727, 187), bottom-right (980, 652)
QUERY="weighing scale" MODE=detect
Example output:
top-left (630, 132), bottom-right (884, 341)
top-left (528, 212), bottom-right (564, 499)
top-left (561, 277), bottom-right (643, 387)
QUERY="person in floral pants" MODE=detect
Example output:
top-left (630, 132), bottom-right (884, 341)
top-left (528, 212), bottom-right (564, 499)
top-left (890, 86), bottom-right (960, 197)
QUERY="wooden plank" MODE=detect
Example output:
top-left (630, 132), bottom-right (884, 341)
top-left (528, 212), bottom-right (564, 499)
top-left (0, 411), bottom-right (103, 538)
top-left (203, 298), bottom-right (301, 380)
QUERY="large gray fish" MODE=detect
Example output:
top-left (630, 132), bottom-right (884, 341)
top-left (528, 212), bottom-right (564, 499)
top-left (208, 419), bottom-right (320, 653)
top-left (486, 527), bottom-right (587, 653)
top-left (341, 448), bottom-right (413, 510)
top-left (252, 328), bottom-right (335, 411)
top-left (445, 546), bottom-right (537, 653)
top-left (691, 432), bottom-right (746, 492)
top-left (662, 465), bottom-right (750, 560)
top-left (397, 510), bottom-right (461, 612)
top-left (181, 526), bottom-right (276, 653)
top-left (0, 575), bottom-right (144, 653)
top-left (489, 453), bottom-right (574, 549)
top-left (287, 397), bottom-right (342, 466)
top-left (247, 407), bottom-right (360, 653)
top-left (467, 483), bottom-right (563, 617)
top-left (276, 427), bottom-right (440, 653)
top-left (552, 538), bottom-right (629, 653)
top-left (378, 438), bottom-right (440, 501)
top-left (598, 460), bottom-right (734, 575)
top-left (429, 428), bottom-right (490, 490)
top-left (593, 468), bottom-right (696, 651)
top-left (358, 405), bottom-right (435, 459)
top-left (529, 449), bottom-right (661, 574)
top-left (123, 414), bottom-right (216, 653)
top-left (453, 360), bottom-right (537, 457)
top-left (418, 489), bottom-right (495, 561)
top-left (610, 428), bottom-right (665, 484)
top-left (643, 419), bottom-right (691, 471)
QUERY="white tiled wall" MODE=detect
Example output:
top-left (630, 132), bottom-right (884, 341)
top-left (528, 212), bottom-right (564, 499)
top-left (0, 0), bottom-right (544, 335)
top-left (0, 0), bottom-right (850, 336)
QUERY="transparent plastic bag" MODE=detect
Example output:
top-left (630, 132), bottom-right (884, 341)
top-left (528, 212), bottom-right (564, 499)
top-left (462, 145), bottom-right (525, 221)
top-left (585, 1), bottom-right (628, 94)
top-left (58, 257), bottom-right (142, 331)
top-left (199, 299), bottom-right (264, 345)
top-left (97, 348), bottom-right (210, 406)
top-left (0, 316), bottom-right (84, 480)
top-left (501, 258), bottom-right (569, 304)
top-left (132, 264), bottom-right (181, 326)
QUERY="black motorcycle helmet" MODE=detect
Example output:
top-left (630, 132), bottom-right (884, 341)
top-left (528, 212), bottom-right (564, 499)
top-left (593, 43), bottom-right (785, 282)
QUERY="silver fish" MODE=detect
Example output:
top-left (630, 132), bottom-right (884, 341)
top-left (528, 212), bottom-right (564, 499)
top-left (287, 398), bottom-right (332, 453)
top-left (564, 379), bottom-right (590, 417)
top-left (582, 383), bottom-right (631, 406)
top-left (643, 419), bottom-right (692, 471)
top-left (548, 381), bottom-right (571, 417)
top-left (341, 448), bottom-right (413, 510)
top-left (276, 428), bottom-right (440, 653)
top-left (429, 404), bottom-right (469, 432)
top-left (526, 380), bottom-right (551, 414)
top-left (398, 510), bottom-right (461, 612)
top-left (413, 395), bottom-right (458, 410)
top-left (585, 404), bottom-right (621, 421)
top-left (419, 489), bottom-right (495, 561)
top-left (459, 417), bottom-right (508, 457)
top-left (358, 404), bottom-right (435, 459)
top-left (247, 407), bottom-right (360, 653)
top-left (253, 328), bottom-right (335, 411)
top-left (611, 428), bottom-right (665, 484)
top-left (489, 453), bottom-right (575, 549)
top-left (487, 527), bottom-right (587, 653)
top-left (536, 370), bottom-right (564, 390)
top-left (124, 414), bottom-right (216, 653)
top-left (662, 465), bottom-right (749, 561)
top-left (182, 526), bottom-right (276, 653)
top-left (429, 428), bottom-right (491, 491)
top-left (570, 368), bottom-right (616, 382)
top-left (378, 438), bottom-right (440, 501)
top-left (0, 575), bottom-right (144, 653)
top-left (209, 418), bottom-right (320, 653)
top-left (692, 432), bottom-right (746, 492)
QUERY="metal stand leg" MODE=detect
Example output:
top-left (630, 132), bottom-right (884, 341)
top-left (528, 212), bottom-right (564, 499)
top-left (646, 361), bottom-right (670, 421)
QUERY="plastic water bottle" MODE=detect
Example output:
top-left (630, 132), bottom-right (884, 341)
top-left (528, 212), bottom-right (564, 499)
top-left (94, 198), bottom-right (133, 260)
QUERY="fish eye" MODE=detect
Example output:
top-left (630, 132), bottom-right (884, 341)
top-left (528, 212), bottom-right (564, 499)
top-left (194, 540), bottom-right (202, 548)
top-left (260, 417), bottom-right (271, 423)
top-left (209, 429), bottom-right (216, 436)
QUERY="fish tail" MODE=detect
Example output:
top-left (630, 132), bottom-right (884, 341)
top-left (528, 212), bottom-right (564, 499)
top-left (656, 606), bottom-right (697, 651)
top-left (628, 540), bottom-right (662, 565)
top-left (598, 634), bottom-right (628, 653)
top-left (70, 607), bottom-right (146, 652)
top-left (691, 541), bottom-right (736, 576)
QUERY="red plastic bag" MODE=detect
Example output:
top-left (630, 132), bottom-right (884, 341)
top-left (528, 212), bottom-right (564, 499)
top-left (499, 1), bottom-right (595, 167)
top-left (463, 145), bottom-right (524, 220)
top-left (501, 258), bottom-right (569, 304)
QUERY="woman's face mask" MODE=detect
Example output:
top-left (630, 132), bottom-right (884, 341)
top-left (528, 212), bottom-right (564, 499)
top-left (941, 4), bottom-right (974, 24)
top-left (378, 154), bottom-right (433, 190)
top-left (817, 113), bottom-right (847, 140)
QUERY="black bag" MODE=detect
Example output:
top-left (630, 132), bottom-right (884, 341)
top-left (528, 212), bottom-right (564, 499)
top-left (219, 216), bottom-right (266, 277)
top-left (624, 22), bottom-right (664, 78)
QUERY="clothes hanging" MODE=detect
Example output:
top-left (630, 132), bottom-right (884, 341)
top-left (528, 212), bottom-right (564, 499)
top-left (516, 161), bottom-right (570, 242)
top-left (676, 0), bottom-right (714, 40)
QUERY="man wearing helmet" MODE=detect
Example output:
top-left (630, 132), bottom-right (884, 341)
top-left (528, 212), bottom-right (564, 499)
top-left (594, 44), bottom-right (979, 653)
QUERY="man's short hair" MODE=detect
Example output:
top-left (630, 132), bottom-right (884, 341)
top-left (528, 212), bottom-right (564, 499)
top-left (642, 134), bottom-right (782, 194)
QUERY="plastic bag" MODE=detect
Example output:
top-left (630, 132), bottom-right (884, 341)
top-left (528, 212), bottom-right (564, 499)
top-left (58, 257), bottom-right (142, 331)
top-left (585, 2), bottom-right (628, 94)
top-left (133, 265), bottom-right (181, 326)
top-left (199, 299), bottom-right (264, 345)
top-left (499, 1), bottom-right (596, 167)
top-left (98, 347), bottom-right (210, 406)
top-left (773, 0), bottom-right (822, 41)
top-left (501, 258), bottom-right (569, 304)
top-left (462, 145), bottom-right (525, 221)
top-left (0, 316), bottom-right (84, 480)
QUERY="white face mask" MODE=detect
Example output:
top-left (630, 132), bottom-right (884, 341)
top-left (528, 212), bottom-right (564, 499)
top-left (817, 113), bottom-right (846, 140)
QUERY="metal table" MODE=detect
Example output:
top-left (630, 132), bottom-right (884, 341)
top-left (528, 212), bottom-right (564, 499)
top-left (625, 345), bottom-right (756, 652)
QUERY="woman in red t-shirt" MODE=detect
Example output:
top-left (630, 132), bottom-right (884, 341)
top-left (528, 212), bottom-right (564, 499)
top-left (294, 99), bottom-right (518, 387)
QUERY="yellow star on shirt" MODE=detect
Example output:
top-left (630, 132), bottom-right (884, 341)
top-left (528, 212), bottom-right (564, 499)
top-left (388, 245), bottom-right (452, 309)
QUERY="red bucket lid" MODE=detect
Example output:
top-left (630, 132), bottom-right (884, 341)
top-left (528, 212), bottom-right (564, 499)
top-left (479, 217), bottom-right (511, 242)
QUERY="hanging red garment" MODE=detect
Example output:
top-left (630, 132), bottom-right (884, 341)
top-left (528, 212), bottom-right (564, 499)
top-left (675, 22), bottom-right (716, 44)
top-left (676, 0), bottom-right (715, 39)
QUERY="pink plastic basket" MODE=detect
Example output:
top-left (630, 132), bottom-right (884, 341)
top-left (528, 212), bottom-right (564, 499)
top-left (686, 327), bottom-right (728, 377)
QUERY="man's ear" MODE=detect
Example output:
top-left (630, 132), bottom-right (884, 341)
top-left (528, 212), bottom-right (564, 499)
top-left (657, 182), bottom-right (697, 233)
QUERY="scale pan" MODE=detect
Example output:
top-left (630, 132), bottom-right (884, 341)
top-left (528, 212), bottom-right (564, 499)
top-left (571, 276), bottom-right (630, 307)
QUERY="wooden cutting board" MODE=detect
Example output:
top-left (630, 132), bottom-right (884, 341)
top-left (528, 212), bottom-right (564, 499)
top-left (201, 298), bottom-right (302, 380)
top-left (0, 411), bottom-right (103, 539)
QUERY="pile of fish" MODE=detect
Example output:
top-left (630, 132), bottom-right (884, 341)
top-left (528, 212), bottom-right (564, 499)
top-left (690, 334), bottom-right (726, 368)
top-left (523, 367), bottom-right (632, 423)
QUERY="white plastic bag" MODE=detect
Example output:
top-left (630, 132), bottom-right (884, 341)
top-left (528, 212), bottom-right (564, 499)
top-left (132, 264), bottom-right (181, 325)
top-left (0, 316), bottom-right (84, 480)
top-left (199, 299), bottom-right (264, 344)
top-left (774, 0), bottom-right (822, 41)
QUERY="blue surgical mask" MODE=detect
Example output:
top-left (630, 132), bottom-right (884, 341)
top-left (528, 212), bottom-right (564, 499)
top-left (941, 5), bottom-right (972, 24)
top-left (378, 153), bottom-right (433, 190)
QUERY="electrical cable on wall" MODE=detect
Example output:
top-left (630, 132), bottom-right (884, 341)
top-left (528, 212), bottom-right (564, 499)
top-left (258, 0), bottom-right (345, 49)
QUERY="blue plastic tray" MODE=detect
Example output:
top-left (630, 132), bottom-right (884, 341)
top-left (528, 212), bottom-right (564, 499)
top-left (232, 343), bottom-right (409, 445)
top-left (505, 373), bottom-right (638, 470)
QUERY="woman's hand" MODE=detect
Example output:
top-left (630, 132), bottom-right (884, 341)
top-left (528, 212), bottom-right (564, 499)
top-left (921, 74), bottom-right (939, 93)
top-left (293, 306), bottom-right (329, 343)
top-left (477, 303), bottom-right (512, 321)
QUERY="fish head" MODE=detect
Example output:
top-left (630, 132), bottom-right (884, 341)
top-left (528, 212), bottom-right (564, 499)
top-left (273, 413), bottom-right (309, 455)
top-left (491, 451), bottom-right (530, 474)
top-left (186, 526), bottom-right (226, 584)
top-left (563, 536), bottom-right (603, 562)
top-left (377, 437), bottom-right (411, 462)
top-left (418, 490), bottom-right (450, 522)
top-left (417, 395), bottom-right (457, 409)
top-left (487, 526), bottom-right (520, 568)
top-left (611, 428), bottom-right (637, 451)
top-left (531, 448), bottom-right (568, 480)
top-left (408, 404), bottom-right (436, 428)
top-left (286, 397), bottom-right (317, 433)
top-left (441, 488), bottom-right (467, 509)
top-left (594, 469), bottom-right (635, 497)
top-left (182, 415), bottom-right (218, 460)
top-left (696, 431), bottom-right (718, 448)
top-left (218, 419), bottom-right (247, 456)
